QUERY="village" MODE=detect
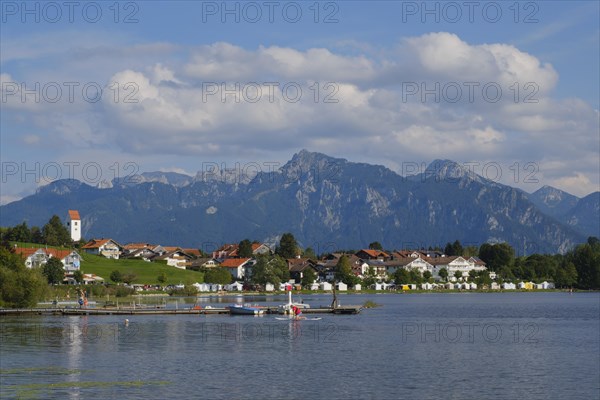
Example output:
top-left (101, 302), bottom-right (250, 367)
top-left (13, 210), bottom-right (556, 292)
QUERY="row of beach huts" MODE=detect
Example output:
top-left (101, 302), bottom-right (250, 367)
top-left (187, 280), bottom-right (556, 293)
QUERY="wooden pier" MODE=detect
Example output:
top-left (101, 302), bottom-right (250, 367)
top-left (0, 305), bottom-right (362, 316)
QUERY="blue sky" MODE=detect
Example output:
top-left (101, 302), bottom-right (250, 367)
top-left (1, 1), bottom-right (599, 204)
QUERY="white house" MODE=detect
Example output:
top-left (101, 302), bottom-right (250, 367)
top-left (16, 248), bottom-right (48, 268)
top-left (47, 249), bottom-right (82, 272)
top-left (319, 282), bottom-right (332, 291)
top-left (431, 256), bottom-right (486, 280)
top-left (309, 282), bottom-right (320, 291)
top-left (502, 282), bottom-right (516, 290)
top-left (82, 238), bottom-right (123, 259)
top-left (336, 282), bottom-right (348, 291)
top-left (66, 210), bottom-right (81, 242)
top-left (153, 250), bottom-right (193, 269)
top-left (386, 256), bottom-right (434, 276)
top-left (490, 282), bottom-right (500, 290)
top-left (220, 258), bottom-right (252, 280)
top-left (421, 282), bottom-right (434, 290)
top-left (16, 247), bottom-right (81, 272)
top-left (212, 242), bottom-right (271, 261)
top-left (352, 283), bottom-right (362, 291)
top-left (264, 283), bottom-right (275, 292)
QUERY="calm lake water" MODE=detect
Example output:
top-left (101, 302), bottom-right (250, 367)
top-left (1, 292), bottom-right (599, 399)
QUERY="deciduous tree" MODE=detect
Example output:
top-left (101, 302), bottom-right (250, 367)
top-left (301, 267), bottom-right (317, 287)
top-left (334, 255), bottom-right (356, 285)
top-left (204, 268), bottom-right (233, 285)
top-left (73, 270), bottom-right (84, 284)
top-left (42, 258), bottom-right (65, 285)
top-left (369, 241), bottom-right (383, 251)
top-left (438, 268), bottom-right (449, 282)
top-left (479, 243), bottom-right (514, 271)
top-left (42, 215), bottom-right (71, 246)
top-left (110, 270), bottom-right (123, 283)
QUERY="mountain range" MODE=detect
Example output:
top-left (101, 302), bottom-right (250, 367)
top-left (1, 150), bottom-right (598, 254)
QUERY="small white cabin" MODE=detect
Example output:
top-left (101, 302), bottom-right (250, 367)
top-left (225, 282), bottom-right (243, 291)
top-left (541, 281), bottom-right (555, 289)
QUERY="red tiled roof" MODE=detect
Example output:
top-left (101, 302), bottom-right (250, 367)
top-left (68, 210), bottom-right (80, 220)
top-left (15, 247), bottom-right (76, 260)
top-left (183, 249), bottom-right (202, 256)
top-left (220, 258), bottom-right (250, 268)
top-left (46, 249), bottom-right (76, 260)
top-left (357, 249), bottom-right (389, 258)
top-left (82, 238), bottom-right (123, 249)
top-left (82, 238), bottom-right (112, 249)
top-left (215, 244), bottom-right (237, 252)
top-left (124, 243), bottom-right (153, 250)
top-left (251, 243), bottom-right (264, 251)
top-left (215, 243), bottom-right (266, 257)
top-left (15, 247), bottom-right (41, 258)
top-left (162, 246), bottom-right (181, 252)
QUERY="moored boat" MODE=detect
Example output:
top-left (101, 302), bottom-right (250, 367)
top-left (228, 304), bottom-right (265, 315)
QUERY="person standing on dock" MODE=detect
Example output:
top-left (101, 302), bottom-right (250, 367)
top-left (77, 288), bottom-right (87, 309)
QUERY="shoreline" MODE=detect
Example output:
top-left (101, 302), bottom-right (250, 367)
top-left (0, 290), bottom-right (596, 313)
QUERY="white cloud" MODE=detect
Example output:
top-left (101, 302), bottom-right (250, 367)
top-left (1, 33), bottom-right (598, 198)
top-left (550, 173), bottom-right (594, 197)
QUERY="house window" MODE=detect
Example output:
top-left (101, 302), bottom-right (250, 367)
top-left (74, 221), bottom-right (78, 226)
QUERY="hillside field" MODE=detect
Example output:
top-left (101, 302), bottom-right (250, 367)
top-left (13, 243), bottom-right (204, 285)
top-left (81, 253), bottom-right (204, 285)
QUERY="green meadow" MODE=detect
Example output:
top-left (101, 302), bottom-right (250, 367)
top-left (14, 243), bottom-right (204, 285)
top-left (81, 253), bottom-right (204, 285)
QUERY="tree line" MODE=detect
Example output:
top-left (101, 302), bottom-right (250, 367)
top-left (234, 234), bottom-right (599, 289)
top-left (0, 216), bottom-right (75, 247)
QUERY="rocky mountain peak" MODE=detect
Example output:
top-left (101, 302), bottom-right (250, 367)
top-left (423, 159), bottom-right (484, 184)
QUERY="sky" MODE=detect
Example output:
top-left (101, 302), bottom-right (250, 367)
top-left (1, 0), bottom-right (599, 205)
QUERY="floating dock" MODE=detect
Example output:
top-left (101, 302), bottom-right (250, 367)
top-left (0, 305), bottom-right (362, 316)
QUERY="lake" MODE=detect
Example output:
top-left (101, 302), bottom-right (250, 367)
top-left (1, 292), bottom-right (598, 399)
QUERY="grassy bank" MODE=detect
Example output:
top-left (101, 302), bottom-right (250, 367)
top-left (81, 254), bottom-right (204, 285)
top-left (13, 242), bottom-right (205, 285)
